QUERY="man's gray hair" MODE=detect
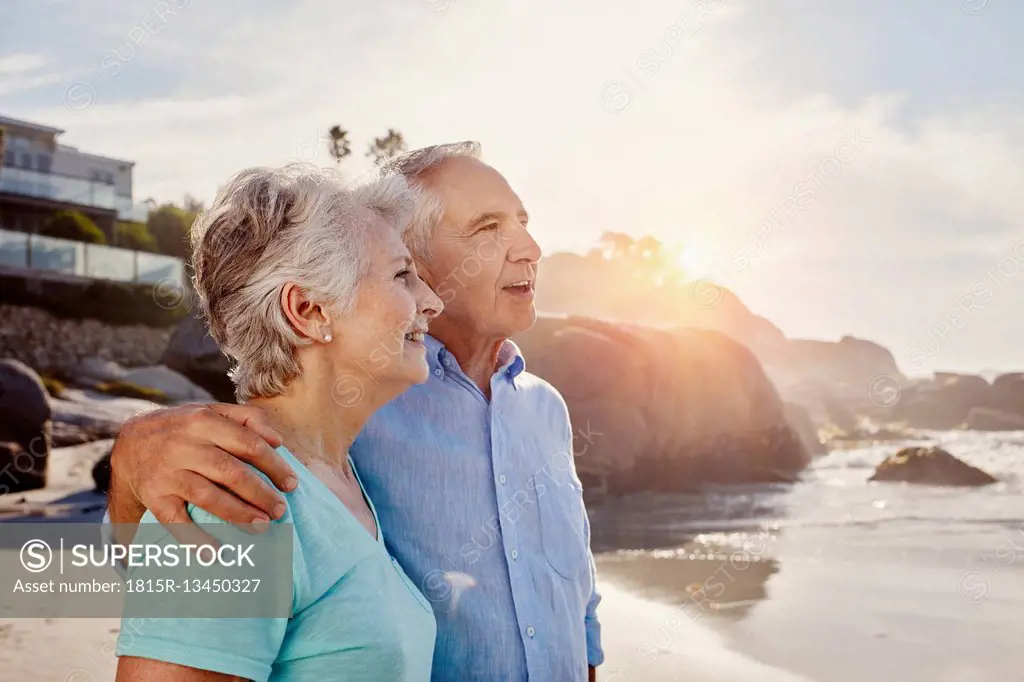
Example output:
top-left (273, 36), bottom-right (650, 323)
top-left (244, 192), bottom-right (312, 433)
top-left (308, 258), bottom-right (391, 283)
top-left (190, 163), bottom-right (413, 401)
top-left (381, 141), bottom-right (481, 258)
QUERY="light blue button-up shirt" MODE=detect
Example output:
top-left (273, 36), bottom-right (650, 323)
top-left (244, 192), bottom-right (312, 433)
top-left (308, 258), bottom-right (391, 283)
top-left (350, 335), bottom-right (603, 681)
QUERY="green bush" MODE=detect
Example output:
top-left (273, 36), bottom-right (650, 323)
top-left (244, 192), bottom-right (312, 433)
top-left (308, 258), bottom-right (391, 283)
top-left (94, 380), bottom-right (171, 404)
top-left (115, 221), bottom-right (158, 252)
top-left (41, 210), bottom-right (107, 245)
top-left (0, 272), bottom-right (189, 328)
top-left (147, 204), bottom-right (198, 260)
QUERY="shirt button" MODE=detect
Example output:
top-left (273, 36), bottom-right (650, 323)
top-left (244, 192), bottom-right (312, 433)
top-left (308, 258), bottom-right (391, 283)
top-left (510, 549), bottom-right (518, 561)
top-left (526, 626), bottom-right (535, 638)
top-left (433, 368), bottom-right (443, 377)
top-left (498, 474), bottom-right (507, 485)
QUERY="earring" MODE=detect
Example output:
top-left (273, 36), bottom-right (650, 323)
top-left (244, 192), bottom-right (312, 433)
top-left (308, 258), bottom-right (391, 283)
top-left (323, 332), bottom-right (332, 343)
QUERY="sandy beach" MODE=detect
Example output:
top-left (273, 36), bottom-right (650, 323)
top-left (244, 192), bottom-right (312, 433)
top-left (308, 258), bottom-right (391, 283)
top-left (0, 435), bottom-right (801, 682)
top-left (0, 439), bottom-right (802, 682)
top-left (3, 430), bottom-right (1024, 681)
top-left (0, 583), bottom-right (809, 682)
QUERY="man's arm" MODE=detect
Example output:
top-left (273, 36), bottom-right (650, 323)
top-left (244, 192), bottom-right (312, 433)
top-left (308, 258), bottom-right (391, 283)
top-left (563, 408), bottom-right (604, 677)
top-left (106, 402), bottom-right (296, 543)
top-left (584, 507), bottom-right (604, 674)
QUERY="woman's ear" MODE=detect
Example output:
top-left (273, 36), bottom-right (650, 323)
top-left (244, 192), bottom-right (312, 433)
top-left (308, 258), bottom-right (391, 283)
top-left (280, 283), bottom-right (331, 343)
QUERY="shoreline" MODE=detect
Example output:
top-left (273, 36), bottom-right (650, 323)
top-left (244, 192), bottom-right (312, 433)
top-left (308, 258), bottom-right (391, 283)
top-left (593, 579), bottom-right (812, 681)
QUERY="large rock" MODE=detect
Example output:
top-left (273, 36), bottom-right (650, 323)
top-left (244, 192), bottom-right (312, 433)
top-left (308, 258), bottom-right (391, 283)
top-left (71, 357), bottom-right (213, 404)
top-left (513, 316), bottom-right (810, 497)
top-left (890, 373), bottom-right (993, 429)
top-left (784, 402), bottom-right (826, 456)
top-left (992, 373), bottom-right (1024, 416)
top-left (761, 336), bottom-right (905, 399)
top-left (92, 451), bottom-right (112, 494)
top-left (962, 407), bottom-right (1024, 431)
top-left (0, 359), bottom-right (51, 492)
top-left (869, 446), bottom-right (997, 487)
top-left (51, 421), bottom-right (99, 447)
top-left (120, 365), bottom-right (214, 403)
top-left (535, 254), bottom-right (904, 418)
top-left (75, 356), bottom-right (128, 384)
top-left (50, 388), bottom-right (159, 437)
top-left (160, 312), bottom-right (236, 402)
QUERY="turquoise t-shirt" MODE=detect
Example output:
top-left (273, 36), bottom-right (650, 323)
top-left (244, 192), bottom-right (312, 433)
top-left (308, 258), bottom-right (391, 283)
top-left (115, 446), bottom-right (437, 681)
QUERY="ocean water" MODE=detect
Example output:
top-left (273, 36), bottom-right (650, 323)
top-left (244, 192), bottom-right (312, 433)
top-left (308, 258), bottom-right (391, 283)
top-left (591, 431), bottom-right (1024, 682)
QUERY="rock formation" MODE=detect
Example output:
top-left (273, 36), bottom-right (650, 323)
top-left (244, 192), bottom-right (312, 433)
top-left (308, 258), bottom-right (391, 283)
top-left (0, 359), bottom-right (51, 492)
top-left (962, 407), bottom-right (1024, 431)
top-left (869, 446), bottom-right (997, 487)
top-left (513, 316), bottom-right (810, 498)
top-left (992, 373), bottom-right (1024, 416)
top-left (880, 373), bottom-right (1024, 430)
top-left (72, 356), bottom-right (212, 403)
top-left (160, 311), bottom-right (235, 402)
top-left (534, 255), bottom-right (909, 434)
top-left (92, 451), bottom-right (112, 494)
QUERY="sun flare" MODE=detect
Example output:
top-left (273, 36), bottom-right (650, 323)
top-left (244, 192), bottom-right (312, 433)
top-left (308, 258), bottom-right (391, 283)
top-left (674, 247), bottom-right (703, 273)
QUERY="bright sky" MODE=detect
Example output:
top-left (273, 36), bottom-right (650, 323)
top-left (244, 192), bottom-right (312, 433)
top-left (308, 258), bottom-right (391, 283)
top-left (2, 0), bottom-right (1022, 375)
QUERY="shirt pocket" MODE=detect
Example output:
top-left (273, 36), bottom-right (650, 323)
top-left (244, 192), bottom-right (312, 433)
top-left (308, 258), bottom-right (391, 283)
top-left (534, 474), bottom-right (590, 581)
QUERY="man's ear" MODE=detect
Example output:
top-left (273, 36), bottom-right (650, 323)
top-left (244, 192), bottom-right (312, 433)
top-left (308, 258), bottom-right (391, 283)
top-left (279, 283), bottom-right (330, 342)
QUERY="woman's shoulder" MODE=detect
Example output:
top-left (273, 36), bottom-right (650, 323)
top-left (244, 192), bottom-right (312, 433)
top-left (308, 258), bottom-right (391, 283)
top-left (177, 445), bottom-right (302, 527)
top-left (139, 446), bottom-right (378, 570)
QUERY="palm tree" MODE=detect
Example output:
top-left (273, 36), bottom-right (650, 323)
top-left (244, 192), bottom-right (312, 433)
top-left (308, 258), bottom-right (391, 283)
top-left (366, 128), bottom-right (408, 166)
top-left (596, 231), bottom-right (635, 260)
top-left (327, 125), bottom-right (352, 164)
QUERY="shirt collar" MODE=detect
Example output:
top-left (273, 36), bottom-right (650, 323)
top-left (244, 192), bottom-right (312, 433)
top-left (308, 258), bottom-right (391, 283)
top-left (425, 334), bottom-right (525, 385)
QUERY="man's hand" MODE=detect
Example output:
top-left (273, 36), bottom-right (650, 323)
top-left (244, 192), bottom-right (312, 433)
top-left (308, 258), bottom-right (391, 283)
top-left (108, 402), bottom-right (296, 542)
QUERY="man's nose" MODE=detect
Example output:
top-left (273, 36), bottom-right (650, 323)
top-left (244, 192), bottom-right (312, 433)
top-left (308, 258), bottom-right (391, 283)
top-left (509, 225), bottom-right (542, 264)
top-left (417, 278), bottom-right (444, 319)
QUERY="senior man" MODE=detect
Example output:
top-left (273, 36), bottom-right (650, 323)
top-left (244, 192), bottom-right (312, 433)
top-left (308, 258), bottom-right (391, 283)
top-left (106, 142), bottom-right (603, 681)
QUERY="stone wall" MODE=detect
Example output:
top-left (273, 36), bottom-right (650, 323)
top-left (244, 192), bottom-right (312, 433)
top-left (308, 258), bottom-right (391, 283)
top-left (0, 304), bottom-right (169, 372)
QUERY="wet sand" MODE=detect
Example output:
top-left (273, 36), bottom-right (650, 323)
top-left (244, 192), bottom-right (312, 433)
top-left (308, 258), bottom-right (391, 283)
top-left (590, 431), bottom-right (1024, 682)
top-left (593, 580), bottom-right (811, 681)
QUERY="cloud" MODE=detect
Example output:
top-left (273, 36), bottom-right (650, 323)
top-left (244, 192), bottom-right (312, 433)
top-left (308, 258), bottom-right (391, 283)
top-left (0, 52), bottom-right (48, 75)
top-left (0, 52), bottom-right (62, 95)
top-left (3, 0), bottom-right (1023, 372)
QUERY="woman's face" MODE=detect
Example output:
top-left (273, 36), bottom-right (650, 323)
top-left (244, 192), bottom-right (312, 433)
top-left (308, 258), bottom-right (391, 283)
top-left (330, 223), bottom-right (441, 391)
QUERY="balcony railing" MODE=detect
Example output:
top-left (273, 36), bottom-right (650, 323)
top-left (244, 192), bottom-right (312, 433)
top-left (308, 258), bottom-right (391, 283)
top-left (0, 228), bottom-right (185, 285)
top-left (0, 166), bottom-right (117, 211)
top-left (116, 196), bottom-right (151, 223)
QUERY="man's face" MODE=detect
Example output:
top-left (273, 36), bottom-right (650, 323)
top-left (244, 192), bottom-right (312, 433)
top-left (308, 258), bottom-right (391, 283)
top-left (416, 156), bottom-right (542, 339)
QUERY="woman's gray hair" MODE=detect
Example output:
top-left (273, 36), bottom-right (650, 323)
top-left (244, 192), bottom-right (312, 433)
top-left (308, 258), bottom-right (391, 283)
top-left (190, 163), bottom-right (413, 401)
top-left (381, 141), bottom-right (481, 258)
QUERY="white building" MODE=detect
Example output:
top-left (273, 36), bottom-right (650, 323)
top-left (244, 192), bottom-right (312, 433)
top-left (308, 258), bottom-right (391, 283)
top-left (0, 113), bottom-right (150, 239)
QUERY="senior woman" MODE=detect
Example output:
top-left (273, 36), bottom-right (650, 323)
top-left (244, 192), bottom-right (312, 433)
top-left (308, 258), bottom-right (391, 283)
top-left (115, 164), bottom-right (442, 681)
